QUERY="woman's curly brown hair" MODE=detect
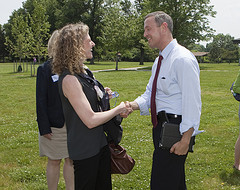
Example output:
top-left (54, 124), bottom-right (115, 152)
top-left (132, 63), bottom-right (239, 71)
top-left (52, 22), bottom-right (89, 75)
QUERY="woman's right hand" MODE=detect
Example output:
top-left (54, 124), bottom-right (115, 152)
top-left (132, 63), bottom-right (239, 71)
top-left (118, 101), bottom-right (133, 118)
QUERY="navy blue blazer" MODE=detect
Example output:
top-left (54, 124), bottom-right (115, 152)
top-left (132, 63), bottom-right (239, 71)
top-left (36, 60), bottom-right (65, 136)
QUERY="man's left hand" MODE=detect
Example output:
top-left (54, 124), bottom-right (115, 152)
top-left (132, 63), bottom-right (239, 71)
top-left (170, 127), bottom-right (194, 155)
top-left (170, 140), bottom-right (189, 155)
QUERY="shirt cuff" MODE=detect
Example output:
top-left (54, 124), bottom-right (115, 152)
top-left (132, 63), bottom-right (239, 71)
top-left (180, 121), bottom-right (200, 136)
top-left (135, 96), bottom-right (150, 115)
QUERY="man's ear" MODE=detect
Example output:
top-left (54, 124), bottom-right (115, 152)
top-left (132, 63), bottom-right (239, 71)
top-left (161, 22), bottom-right (168, 32)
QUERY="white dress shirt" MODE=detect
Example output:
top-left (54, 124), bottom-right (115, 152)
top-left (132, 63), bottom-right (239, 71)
top-left (135, 39), bottom-right (202, 135)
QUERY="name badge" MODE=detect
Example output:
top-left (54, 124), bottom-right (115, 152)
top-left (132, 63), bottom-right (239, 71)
top-left (51, 74), bottom-right (59, 82)
top-left (94, 85), bottom-right (103, 99)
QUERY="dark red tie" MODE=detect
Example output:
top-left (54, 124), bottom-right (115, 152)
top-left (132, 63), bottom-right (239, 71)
top-left (151, 56), bottom-right (163, 128)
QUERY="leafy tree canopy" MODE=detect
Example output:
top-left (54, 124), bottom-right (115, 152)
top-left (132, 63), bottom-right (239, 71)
top-left (143, 0), bottom-right (216, 47)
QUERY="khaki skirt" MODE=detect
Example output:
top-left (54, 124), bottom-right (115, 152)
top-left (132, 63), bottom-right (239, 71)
top-left (39, 125), bottom-right (69, 160)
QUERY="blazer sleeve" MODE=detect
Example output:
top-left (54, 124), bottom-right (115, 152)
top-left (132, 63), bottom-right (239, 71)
top-left (233, 70), bottom-right (240, 94)
top-left (36, 62), bottom-right (52, 135)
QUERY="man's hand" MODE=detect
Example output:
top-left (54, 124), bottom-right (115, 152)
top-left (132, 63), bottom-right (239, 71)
top-left (120, 101), bottom-right (133, 118)
top-left (170, 127), bottom-right (194, 155)
top-left (170, 140), bottom-right (189, 155)
top-left (120, 101), bottom-right (139, 118)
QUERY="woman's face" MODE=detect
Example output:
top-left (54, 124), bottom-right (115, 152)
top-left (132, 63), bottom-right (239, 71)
top-left (83, 34), bottom-right (95, 59)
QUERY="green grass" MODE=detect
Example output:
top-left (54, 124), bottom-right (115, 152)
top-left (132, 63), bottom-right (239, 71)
top-left (85, 61), bottom-right (153, 71)
top-left (1, 61), bottom-right (240, 189)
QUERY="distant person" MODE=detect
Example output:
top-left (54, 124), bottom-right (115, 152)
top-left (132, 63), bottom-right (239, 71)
top-left (51, 22), bottom-right (132, 190)
top-left (233, 70), bottom-right (240, 171)
top-left (122, 11), bottom-right (201, 189)
top-left (17, 64), bottom-right (22, 72)
top-left (36, 30), bottom-right (74, 190)
top-left (33, 57), bottom-right (37, 64)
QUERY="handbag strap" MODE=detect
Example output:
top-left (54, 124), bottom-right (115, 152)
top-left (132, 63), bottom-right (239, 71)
top-left (78, 71), bottom-right (110, 111)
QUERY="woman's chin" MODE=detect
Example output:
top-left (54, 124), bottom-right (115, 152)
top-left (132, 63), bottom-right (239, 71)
top-left (86, 54), bottom-right (93, 59)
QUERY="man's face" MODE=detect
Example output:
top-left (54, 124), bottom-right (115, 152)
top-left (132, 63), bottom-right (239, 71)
top-left (83, 34), bottom-right (95, 59)
top-left (144, 16), bottom-right (162, 49)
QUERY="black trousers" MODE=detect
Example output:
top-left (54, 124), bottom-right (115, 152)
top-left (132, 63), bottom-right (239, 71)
top-left (151, 111), bottom-right (188, 190)
top-left (73, 145), bottom-right (112, 190)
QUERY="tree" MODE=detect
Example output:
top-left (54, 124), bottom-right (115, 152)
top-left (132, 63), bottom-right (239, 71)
top-left (5, 12), bottom-right (31, 62)
top-left (28, 0), bottom-right (50, 63)
top-left (22, 0), bottom-right (56, 33)
top-left (129, 0), bottom-right (215, 64)
top-left (52, 0), bottom-right (105, 64)
top-left (131, 0), bottom-right (147, 64)
top-left (188, 43), bottom-right (206, 52)
top-left (85, 0), bottom-right (105, 64)
top-left (45, 0), bottom-right (62, 33)
top-left (144, 0), bottom-right (216, 47)
top-left (4, 0), bottom-right (49, 63)
top-left (0, 25), bottom-right (8, 62)
top-left (4, 8), bottom-right (27, 61)
top-left (206, 34), bottom-right (239, 63)
top-left (97, 0), bottom-right (142, 67)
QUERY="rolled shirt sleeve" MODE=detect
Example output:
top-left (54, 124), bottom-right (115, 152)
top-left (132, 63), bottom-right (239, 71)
top-left (135, 93), bottom-right (150, 116)
top-left (175, 57), bottom-right (201, 135)
top-left (233, 70), bottom-right (240, 94)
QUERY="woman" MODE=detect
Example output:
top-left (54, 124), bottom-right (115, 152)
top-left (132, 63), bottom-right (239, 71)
top-left (52, 22), bottom-right (131, 189)
top-left (36, 30), bottom-right (74, 190)
top-left (233, 70), bottom-right (240, 170)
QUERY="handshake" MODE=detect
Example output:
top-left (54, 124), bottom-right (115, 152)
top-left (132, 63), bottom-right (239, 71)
top-left (105, 88), bottom-right (137, 118)
top-left (119, 101), bottom-right (134, 118)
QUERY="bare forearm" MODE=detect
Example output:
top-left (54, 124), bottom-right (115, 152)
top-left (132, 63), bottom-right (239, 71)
top-left (86, 105), bottom-right (123, 128)
top-left (181, 127), bottom-right (194, 144)
top-left (130, 101), bottom-right (139, 110)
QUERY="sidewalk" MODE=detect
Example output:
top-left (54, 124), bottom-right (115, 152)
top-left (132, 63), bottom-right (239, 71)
top-left (92, 66), bottom-right (150, 73)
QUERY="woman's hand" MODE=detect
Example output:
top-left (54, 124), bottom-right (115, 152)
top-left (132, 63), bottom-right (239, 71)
top-left (105, 87), bottom-right (113, 99)
top-left (119, 101), bottom-right (133, 118)
top-left (43, 133), bottom-right (53, 140)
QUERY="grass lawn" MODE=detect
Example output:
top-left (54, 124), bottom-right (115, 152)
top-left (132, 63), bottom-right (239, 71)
top-left (1, 61), bottom-right (240, 189)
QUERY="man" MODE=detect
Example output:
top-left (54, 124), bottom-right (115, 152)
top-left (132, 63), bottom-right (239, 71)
top-left (125, 11), bottom-right (201, 189)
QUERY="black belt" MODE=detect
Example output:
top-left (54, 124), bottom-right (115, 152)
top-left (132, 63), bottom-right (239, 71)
top-left (157, 111), bottom-right (181, 122)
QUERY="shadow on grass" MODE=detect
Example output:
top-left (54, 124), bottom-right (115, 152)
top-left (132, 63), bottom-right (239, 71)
top-left (199, 65), bottom-right (214, 70)
top-left (96, 67), bottom-right (152, 73)
top-left (4, 72), bottom-right (36, 79)
top-left (85, 62), bottom-right (114, 66)
top-left (220, 169), bottom-right (240, 186)
top-left (16, 75), bottom-right (36, 79)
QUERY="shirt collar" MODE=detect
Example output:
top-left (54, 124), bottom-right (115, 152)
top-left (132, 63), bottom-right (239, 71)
top-left (159, 39), bottom-right (177, 59)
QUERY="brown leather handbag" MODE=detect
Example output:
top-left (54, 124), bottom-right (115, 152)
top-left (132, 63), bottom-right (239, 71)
top-left (109, 143), bottom-right (135, 174)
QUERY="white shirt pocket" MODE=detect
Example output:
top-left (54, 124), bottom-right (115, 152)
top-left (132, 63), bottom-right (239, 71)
top-left (158, 75), bottom-right (170, 95)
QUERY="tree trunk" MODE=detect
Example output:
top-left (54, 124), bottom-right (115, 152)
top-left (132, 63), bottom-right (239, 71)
top-left (90, 57), bottom-right (94, 64)
top-left (115, 55), bottom-right (118, 71)
top-left (139, 46), bottom-right (144, 65)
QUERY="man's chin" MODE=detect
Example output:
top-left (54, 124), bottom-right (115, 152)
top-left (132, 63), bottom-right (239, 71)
top-left (148, 42), bottom-right (154, 48)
